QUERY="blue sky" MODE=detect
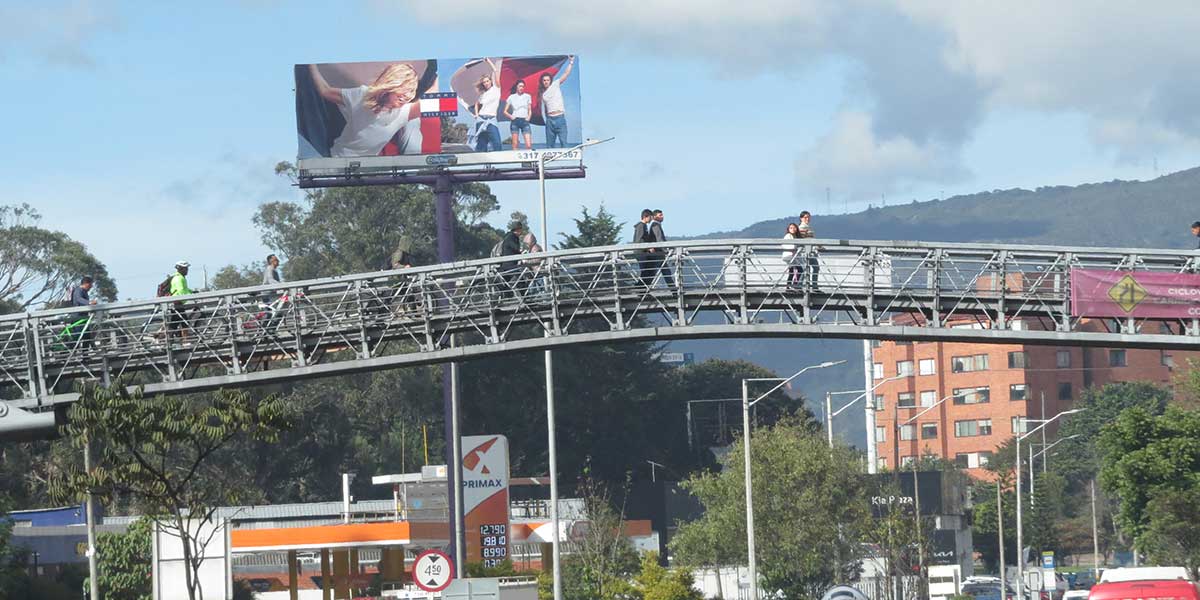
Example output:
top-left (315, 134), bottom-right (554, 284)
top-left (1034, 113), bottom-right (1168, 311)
top-left (3, 1), bottom-right (1199, 297)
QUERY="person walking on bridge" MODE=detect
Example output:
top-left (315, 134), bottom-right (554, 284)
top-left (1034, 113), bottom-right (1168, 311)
top-left (650, 209), bottom-right (672, 286)
top-left (797, 211), bottom-right (820, 290)
top-left (1192, 221), bottom-right (1200, 249)
top-left (165, 261), bottom-right (194, 339)
top-left (262, 254), bottom-right (282, 285)
top-left (633, 209), bottom-right (656, 287)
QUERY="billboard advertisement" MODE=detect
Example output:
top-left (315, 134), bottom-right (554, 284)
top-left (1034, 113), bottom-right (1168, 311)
top-left (295, 55), bottom-right (581, 167)
top-left (461, 435), bottom-right (510, 568)
top-left (1070, 269), bottom-right (1200, 318)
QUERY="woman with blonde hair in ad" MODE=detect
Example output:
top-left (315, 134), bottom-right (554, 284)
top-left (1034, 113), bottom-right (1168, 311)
top-left (308, 62), bottom-right (423, 157)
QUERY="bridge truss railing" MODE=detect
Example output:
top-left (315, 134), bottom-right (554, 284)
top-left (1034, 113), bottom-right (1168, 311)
top-left (2, 239), bottom-right (1198, 407)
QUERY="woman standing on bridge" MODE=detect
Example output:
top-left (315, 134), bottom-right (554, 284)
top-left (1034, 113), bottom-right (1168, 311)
top-left (782, 223), bottom-right (803, 288)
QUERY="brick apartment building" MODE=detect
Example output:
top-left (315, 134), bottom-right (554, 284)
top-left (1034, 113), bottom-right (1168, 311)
top-left (870, 319), bottom-right (1198, 476)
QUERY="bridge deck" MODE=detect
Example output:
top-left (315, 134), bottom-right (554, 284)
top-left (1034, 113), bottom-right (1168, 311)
top-left (2, 239), bottom-right (1198, 409)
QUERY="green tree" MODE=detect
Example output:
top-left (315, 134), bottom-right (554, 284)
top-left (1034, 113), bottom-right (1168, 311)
top-left (210, 263), bottom-right (262, 290)
top-left (1026, 471), bottom-right (1067, 557)
top-left (635, 552), bottom-right (703, 600)
top-left (94, 517), bottom-right (153, 600)
top-left (49, 382), bottom-right (292, 600)
top-left (1099, 406), bottom-right (1200, 543)
top-left (538, 478), bottom-right (640, 600)
top-left (674, 419), bottom-right (867, 598)
top-left (263, 162), bottom-right (499, 279)
top-left (1054, 382), bottom-right (1171, 489)
top-left (0, 203), bottom-right (117, 312)
top-left (971, 478), bottom-right (1018, 574)
top-left (556, 205), bottom-right (624, 249)
top-left (1138, 487), bottom-right (1200, 574)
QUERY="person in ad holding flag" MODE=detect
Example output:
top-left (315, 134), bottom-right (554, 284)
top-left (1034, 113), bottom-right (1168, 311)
top-left (504, 81), bottom-right (534, 150)
top-left (539, 55), bottom-right (575, 148)
top-left (472, 58), bottom-right (503, 152)
top-left (307, 62), bottom-right (424, 157)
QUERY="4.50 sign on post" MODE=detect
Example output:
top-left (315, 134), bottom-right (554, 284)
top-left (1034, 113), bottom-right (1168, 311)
top-left (413, 549), bottom-right (455, 593)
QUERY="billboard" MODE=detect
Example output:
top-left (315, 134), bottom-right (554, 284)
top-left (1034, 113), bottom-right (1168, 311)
top-left (461, 435), bottom-right (510, 568)
top-left (295, 55), bottom-right (582, 169)
top-left (1071, 269), bottom-right (1200, 318)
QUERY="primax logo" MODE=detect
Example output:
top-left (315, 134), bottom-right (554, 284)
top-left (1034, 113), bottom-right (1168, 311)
top-left (464, 479), bottom-right (503, 489)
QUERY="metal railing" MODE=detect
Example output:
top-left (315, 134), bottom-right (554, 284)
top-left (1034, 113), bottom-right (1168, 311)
top-left (2, 238), bottom-right (1198, 409)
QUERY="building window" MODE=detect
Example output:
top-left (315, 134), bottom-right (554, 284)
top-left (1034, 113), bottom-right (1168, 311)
top-left (900, 455), bottom-right (915, 467)
top-left (877, 457), bottom-right (888, 470)
top-left (1056, 350), bottom-right (1071, 368)
top-left (1162, 353), bottom-right (1176, 368)
top-left (1058, 382), bottom-right (1072, 401)
top-left (920, 390), bottom-right (937, 407)
top-left (897, 360), bottom-right (914, 376)
top-left (1008, 351), bottom-right (1028, 369)
top-left (953, 386), bottom-right (990, 404)
top-left (1109, 349), bottom-right (1127, 367)
top-left (918, 359), bottom-right (936, 376)
top-left (874, 396), bottom-right (885, 411)
top-left (955, 419), bottom-right (992, 437)
top-left (921, 423), bottom-right (938, 439)
top-left (872, 340), bottom-right (883, 348)
top-left (951, 354), bottom-right (989, 373)
top-left (898, 392), bottom-right (916, 408)
top-left (896, 340), bottom-right (912, 346)
top-left (875, 426), bottom-right (886, 443)
top-left (873, 362), bottom-right (884, 379)
top-left (1010, 383), bottom-right (1027, 401)
top-left (1012, 416), bottom-right (1028, 434)
top-left (954, 451), bottom-right (993, 468)
top-left (899, 425), bottom-right (915, 441)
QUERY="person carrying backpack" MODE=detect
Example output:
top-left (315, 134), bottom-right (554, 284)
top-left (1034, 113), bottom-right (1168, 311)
top-left (160, 261), bottom-right (194, 338)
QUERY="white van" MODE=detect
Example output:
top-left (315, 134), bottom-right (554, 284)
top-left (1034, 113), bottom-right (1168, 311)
top-left (930, 565), bottom-right (963, 600)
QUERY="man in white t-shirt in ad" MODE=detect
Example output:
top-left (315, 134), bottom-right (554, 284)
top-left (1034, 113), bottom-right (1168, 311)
top-left (472, 58), bottom-right (503, 152)
top-left (539, 55), bottom-right (575, 148)
top-left (504, 80), bottom-right (533, 150)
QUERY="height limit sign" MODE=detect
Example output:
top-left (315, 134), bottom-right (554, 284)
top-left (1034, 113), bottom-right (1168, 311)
top-left (413, 549), bottom-right (455, 593)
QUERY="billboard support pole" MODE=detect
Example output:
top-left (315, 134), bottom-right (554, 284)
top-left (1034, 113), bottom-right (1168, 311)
top-left (434, 172), bottom-right (465, 575)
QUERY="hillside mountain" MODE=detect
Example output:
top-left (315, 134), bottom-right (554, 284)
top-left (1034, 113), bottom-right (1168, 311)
top-left (670, 167), bottom-right (1200, 449)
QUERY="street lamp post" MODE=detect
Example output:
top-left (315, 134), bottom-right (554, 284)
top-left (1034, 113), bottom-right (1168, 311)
top-left (1029, 434), bottom-right (1080, 501)
top-left (825, 375), bottom-right (907, 448)
top-left (537, 137), bottom-right (613, 600)
top-left (1015, 409), bottom-right (1083, 600)
top-left (743, 360), bottom-right (845, 600)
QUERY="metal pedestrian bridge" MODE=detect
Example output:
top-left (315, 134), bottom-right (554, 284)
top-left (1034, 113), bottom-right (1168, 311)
top-left (2, 239), bottom-right (1199, 412)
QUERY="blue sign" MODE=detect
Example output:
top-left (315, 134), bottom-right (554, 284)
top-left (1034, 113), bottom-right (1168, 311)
top-left (1041, 552), bottom-right (1055, 569)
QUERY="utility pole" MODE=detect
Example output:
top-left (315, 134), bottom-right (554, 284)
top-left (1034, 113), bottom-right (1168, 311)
top-left (998, 481), bottom-right (1006, 595)
top-left (1091, 480), bottom-right (1100, 579)
top-left (84, 434), bottom-right (100, 600)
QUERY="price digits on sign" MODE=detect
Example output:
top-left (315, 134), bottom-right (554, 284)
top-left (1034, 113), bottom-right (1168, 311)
top-left (480, 523), bottom-right (508, 567)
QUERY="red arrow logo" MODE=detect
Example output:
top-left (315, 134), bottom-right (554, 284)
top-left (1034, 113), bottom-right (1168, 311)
top-left (463, 437), bottom-right (499, 473)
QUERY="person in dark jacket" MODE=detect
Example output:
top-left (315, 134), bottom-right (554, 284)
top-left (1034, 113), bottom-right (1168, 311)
top-left (70, 276), bottom-right (96, 307)
top-left (632, 209), bottom-right (656, 287)
top-left (498, 221), bottom-right (525, 296)
top-left (1192, 221), bottom-right (1200, 249)
top-left (650, 209), bottom-right (671, 285)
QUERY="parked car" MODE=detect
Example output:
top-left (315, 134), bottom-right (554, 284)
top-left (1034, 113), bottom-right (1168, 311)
top-left (963, 582), bottom-right (1015, 600)
top-left (1100, 567), bottom-right (1192, 583)
top-left (1062, 589), bottom-right (1088, 600)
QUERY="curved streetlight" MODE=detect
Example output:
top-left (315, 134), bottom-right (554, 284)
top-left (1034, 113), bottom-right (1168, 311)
top-left (1015, 409), bottom-right (1083, 600)
top-left (537, 135), bottom-right (615, 600)
top-left (743, 360), bottom-right (846, 600)
top-left (825, 374), bottom-right (907, 448)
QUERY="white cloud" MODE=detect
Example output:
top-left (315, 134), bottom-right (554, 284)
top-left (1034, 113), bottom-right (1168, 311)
top-left (385, 0), bottom-right (1200, 192)
top-left (0, 0), bottom-right (118, 68)
top-left (795, 111), bottom-right (969, 201)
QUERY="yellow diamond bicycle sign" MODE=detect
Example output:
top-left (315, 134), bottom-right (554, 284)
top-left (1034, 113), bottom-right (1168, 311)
top-left (1107, 274), bottom-right (1148, 313)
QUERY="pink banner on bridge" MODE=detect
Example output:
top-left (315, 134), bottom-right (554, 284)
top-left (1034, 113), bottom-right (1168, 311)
top-left (1071, 269), bottom-right (1200, 318)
